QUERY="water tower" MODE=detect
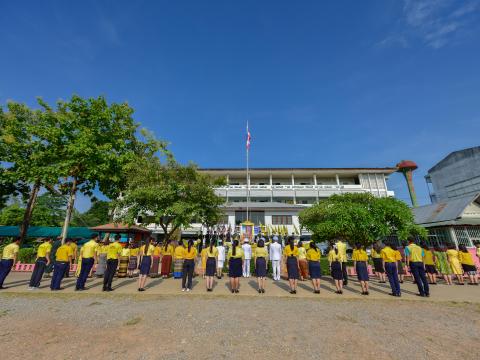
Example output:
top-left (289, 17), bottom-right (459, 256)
top-left (396, 160), bottom-right (418, 207)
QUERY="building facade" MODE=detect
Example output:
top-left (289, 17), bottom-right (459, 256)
top-left (426, 146), bottom-right (480, 203)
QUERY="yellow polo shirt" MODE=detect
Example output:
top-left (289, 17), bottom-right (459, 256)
top-left (407, 244), bottom-right (424, 262)
top-left (352, 249), bottom-right (368, 262)
top-left (283, 246), bottom-right (299, 257)
top-left (254, 247), bottom-right (268, 258)
top-left (380, 246), bottom-right (400, 263)
top-left (174, 245), bottom-right (184, 259)
top-left (424, 249), bottom-right (435, 265)
top-left (161, 244), bottom-right (175, 256)
top-left (336, 241), bottom-right (347, 262)
top-left (328, 249), bottom-right (341, 262)
top-left (80, 240), bottom-right (98, 258)
top-left (459, 251), bottom-right (474, 266)
top-left (205, 247), bottom-right (219, 257)
top-left (141, 244), bottom-right (155, 256)
top-left (107, 242), bottom-right (123, 260)
top-left (56, 244), bottom-right (73, 262)
top-left (37, 242), bottom-right (52, 258)
top-left (306, 248), bottom-right (321, 261)
top-left (228, 247), bottom-right (244, 259)
top-left (69, 242), bottom-right (78, 257)
top-left (183, 247), bottom-right (198, 260)
top-left (153, 246), bottom-right (162, 256)
top-left (2, 243), bottom-right (19, 260)
top-left (121, 248), bottom-right (131, 257)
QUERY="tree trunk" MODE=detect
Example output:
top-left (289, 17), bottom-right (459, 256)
top-left (60, 177), bottom-right (78, 244)
top-left (18, 181), bottom-right (41, 244)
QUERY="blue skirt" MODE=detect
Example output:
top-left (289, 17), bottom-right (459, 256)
top-left (356, 261), bottom-right (369, 281)
top-left (139, 256), bottom-right (152, 275)
top-left (308, 261), bottom-right (322, 279)
top-left (255, 257), bottom-right (267, 277)
top-left (331, 261), bottom-right (343, 280)
top-left (229, 258), bottom-right (242, 278)
top-left (206, 257), bottom-right (216, 276)
top-left (286, 256), bottom-right (299, 280)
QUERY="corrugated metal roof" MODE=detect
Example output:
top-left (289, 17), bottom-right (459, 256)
top-left (413, 193), bottom-right (480, 227)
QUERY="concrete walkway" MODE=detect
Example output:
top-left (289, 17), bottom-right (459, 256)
top-left (2, 272), bottom-right (479, 303)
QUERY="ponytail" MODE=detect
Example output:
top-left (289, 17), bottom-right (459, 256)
top-left (289, 237), bottom-right (294, 251)
top-left (209, 238), bottom-right (214, 252)
top-left (164, 239), bottom-right (170, 251)
top-left (233, 239), bottom-right (238, 256)
top-left (310, 242), bottom-right (318, 252)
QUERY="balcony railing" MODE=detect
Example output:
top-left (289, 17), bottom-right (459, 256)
top-left (216, 184), bottom-right (365, 190)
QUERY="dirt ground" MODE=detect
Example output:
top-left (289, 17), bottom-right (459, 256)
top-left (1, 292), bottom-right (479, 360)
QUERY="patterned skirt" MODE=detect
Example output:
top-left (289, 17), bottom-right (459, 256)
top-left (118, 256), bottom-right (129, 278)
top-left (128, 256), bottom-right (138, 271)
top-left (173, 259), bottom-right (184, 278)
top-left (161, 255), bottom-right (172, 276)
top-left (298, 259), bottom-right (309, 278)
top-left (150, 256), bottom-right (161, 277)
top-left (95, 253), bottom-right (107, 277)
top-left (286, 256), bottom-right (299, 280)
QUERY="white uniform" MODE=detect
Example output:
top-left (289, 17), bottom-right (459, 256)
top-left (269, 242), bottom-right (282, 280)
top-left (216, 245), bottom-right (225, 269)
top-left (242, 243), bottom-right (252, 277)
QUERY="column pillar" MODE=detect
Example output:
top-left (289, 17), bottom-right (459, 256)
top-left (292, 173), bottom-right (296, 204)
top-left (448, 227), bottom-right (459, 250)
top-left (314, 174), bottom-right (318, 202)
top-left (270, 173), bottom-right (273, 202)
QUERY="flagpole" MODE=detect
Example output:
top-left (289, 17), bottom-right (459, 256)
top-left (246, 122), bottom-right (250, 222)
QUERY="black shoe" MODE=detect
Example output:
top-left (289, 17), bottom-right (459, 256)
top-left (0, 286), bottom-right (7, 290)
top-left (235, 289), bottom-right (239, 293)
top-left (416, 293), bottom-right (426, 297)
top-left (293, 290), bottom-right (297, 294)
top-left (366, 291), bottom-right (369, 295)
top-left (102, 287), bottom-right (107, 292)
top-left (231, 289), bottom-right (235, 294)
top-left (258, 289), bottom-right (262, 294)
top-left (290, 290), bottom-right (294, 294)
top-left (389, 293), bottom-right (396, 296)
top-left (425, 293), bottom-right (430, 297)
top-left (262, 289), bottom-right (265, 293)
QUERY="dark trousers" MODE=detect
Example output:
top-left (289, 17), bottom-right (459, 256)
top-left (0, 259), bottom-right (14, 287)
top-left (410, 262), bottom-right (429, 296)
top-left (385, 262), bottom-right (401, 295)
top-left (342, 262), bottom-right (348, 285)
top-left (29, 258), bottom-right (47, 287)
top-left (182, 259), bottom-right (195, 289)
top-left (64, 261), bottom-right (71, 277)
top-left (51, 262), bottom-right (68, 290)
top-left (103, 259), bottom-right (118, 290)
top-left (76, 257), bottom-right (94, 290)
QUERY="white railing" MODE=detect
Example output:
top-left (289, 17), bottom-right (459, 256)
top-left (216, 184), bottom-right (365, 190)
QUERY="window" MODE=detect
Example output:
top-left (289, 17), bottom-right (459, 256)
top-left (272, 215), bottom-right (292, 225)
top-left (235, 211), bottom-right (265, 225)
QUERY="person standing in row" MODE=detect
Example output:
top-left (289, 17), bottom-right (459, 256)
top-left (127, 244), bottom-right (139, 278)
top-left (204, 240), bottom-right (218, 291)
top-left (182, 240), bottom-right (197, 292)
top-left (254, 239), bottom-right (268, 293)
top-left (138, 238), bottom-right (155, 292)
top-left (392, 245), bottom-right (405, 284)
top-left (103, 235), bottom-right (123, 292)
top-left (64, 238), bottom-right (77, 278)
top-left (328, 245), bottom-right (343, 294)
top-left (306, 242), bottom-right (321, 294)
top-left (335, 238), bottom-right (348, 286)
top-left (160, 239), bottom-right (174, 278)
top-left (118, 243), bottom-right (131, 278)
top-left (422, 244), bottom-right (437, 285)
top-left (446, 245), bottom-right (464, 285)
top-left (434, 246), bottom-right (453, 285)
top-left (381, 243), bottom-right (401, 297)
top-left (242, 239), bottom-right (252, 278)
top-left (28, 238), bottom-right (52, 290)
top-left (352, 243), bottom-right (369, 295)
top-left (297, 242), bottom-right (308, 281)
top-left (371, 245), bottom-right (386, 283)
top-left (228, 239), bottom-right (244, 293)
top-left (173, 241), bottom-right (185, 279)
top-left (269, 236), bottom-right (282, 281)
top-left (216, 240), bottom-right (226, 279)
top-left (283, 237), bottom-right (299, 294)
top-left (50, 239), bottom-right (73, 291)
top-left (95, 239), bottom-right (109, 278)
top-left (0, 237), bottom-right (20, 290)
top-left (458, 245), bottom-right (478, 285)
top-left (75, 234), bottom-right (99, 291)
top-left (150, 241), bottom-right (161, 277)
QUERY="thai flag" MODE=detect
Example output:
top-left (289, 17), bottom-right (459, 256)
top-left (246, 122), bottom-right (251, 150)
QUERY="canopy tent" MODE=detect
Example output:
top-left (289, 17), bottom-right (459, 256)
top-left (0, 226), bottom-right (94, 239)
top-left (90, 223), bottom-right (151, 243)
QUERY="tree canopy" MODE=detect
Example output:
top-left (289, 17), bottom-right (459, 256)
top-left (71, 200), bottom-right (111, 227)
top-left (299, 193), bottom-right (427, 246)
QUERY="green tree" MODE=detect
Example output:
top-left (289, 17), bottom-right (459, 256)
top-left (30, 193), bottom-right (67, 226)
top-left (299, 193), bottom-right (427, 246)
top-left (71, 200), bottom-right (111, 227)
top-left (0, 202), bottom-right (25, 226)
top-left (113, 154), bottom-right (225, 241)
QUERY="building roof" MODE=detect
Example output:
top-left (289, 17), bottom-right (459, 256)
top-left (221, 201), bottom-right (306, 210)
top-left (428, 146), bottom-right (480, 174)
top-left (90, 223), bottom-right (151, 234)
top-left (413, 193), bottom-right (480, 227)
top-left (0, 226), bottom-right (94, 239)
top-left (200, 167), bottom-right (397, 176)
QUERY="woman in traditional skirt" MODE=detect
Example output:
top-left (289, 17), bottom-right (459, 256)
top-left (254, 239), bottom-right (268, 293)
top-left (371, 245), bottom-right (386, 283)
top-left (200, 242), bottom-right (208, 279)
top-left (227, 239), bottom-right (244, 294)
top-left (422, 244), bottom-right (438, 284)
top-left (149, 242), bottom-right (161, 278)
top-left (204, 241), bottom-right (218, 292)
top-left (297, 241), bottom-right (308, 281)
top-left (138, 238), bottom-right (155, 291)
top-left (328, 245), bottom-right (344, 294)
top-left (128, 244), bottom-right (139, 278)
top-left (391, 245), bottom-right (405, 284)
top-left (458, 245), bottom-right (478, 285)
top-left (352, 243), bottom-right (370, 295)
top-left (446, 245), bottom-right (464, 285)
top-left (306, 242), bottom-right (321, 294)
top-left (118, 244), bottom-right (130, 278)
top-left (160, 239), bottom-right (174, 278)
top-left (434, 246), bottom-right (452, 285)
top-left (283, 237), bottom-right (299, 294)
top-left (95, 241), bottom-right (109, 278)
top-left (173, 241), bottom-right (185, 279)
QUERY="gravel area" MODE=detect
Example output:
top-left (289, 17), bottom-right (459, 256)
top-left (0, 294), bottom-right (479, 360)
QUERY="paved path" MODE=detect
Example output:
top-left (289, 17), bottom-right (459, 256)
top-left (2, 272), bottom-right (479, 303)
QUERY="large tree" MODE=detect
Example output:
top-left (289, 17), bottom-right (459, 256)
top-left (71, 200), bottom-right (111, 227)
top-left (299, 193), bottom-right (427, 246)
top-left (113, 154), bottom-right (225, 241)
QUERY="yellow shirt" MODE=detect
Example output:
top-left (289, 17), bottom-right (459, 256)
top-left (407, 244), bottom-right (424, 263)
top-left (352, 249), bottom-right (368, 262)
top-left (37, 242), bottom-right (52, 258)
top-left (254, 247), bottom-right (268, 259)
top-left (228, 247), bottom-right (244, 259)
top-left (97, 244), bottom-right (109, 255)
top-left (141, 244), bottom-right (155, 256)
top-left (424, 250), bottom-right (435, 265)
top-left (336, 241), bottom-right (347, 262)
top-left (205, 246), bottom-right (219, 257)
top-left (297, 247), bottom-right (307, 260)
top-left (121, 248), bottom-right (131, 257)
top-left (371, 248), bottom-right (381, 259)
top-left (283, 246), bottom-right (299, 257)
top-left (69, 242), bottom-right (78, 257)
top-left (459, 251), bottom-right (474, 266)
top-left (56, 244), bottom-right (73, 262)
top-left (381, 246), bottom-right (400, 263)
top-left (2, 243), bottom-right (19, 260)
top-left (183, 247), bottom-right (198, 260)
top-left (161, 244), bottom-right (175, 256)
top-left (130, 248), bottom-right (139, 256)
top-left (394, 250), bottom-right (403, 262)
top-left (328, 249), bottom-right (341, 262)
top-left (174, 245), bottom-right (184, 259)
top-left (107, 242), bottom-right (123, 260)
top-left (80, 240), bottom-right (99, 259)
top-left (306, 248), bottom-right (321, 261)
top-left (153, 246), bottom-right (162, 256)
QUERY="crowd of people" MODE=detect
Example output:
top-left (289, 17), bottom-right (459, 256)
top-left (0, 234), bottom-right (479, 298)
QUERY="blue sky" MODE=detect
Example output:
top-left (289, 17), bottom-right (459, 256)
top-left (1, 0), bottom-right (479, 211)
